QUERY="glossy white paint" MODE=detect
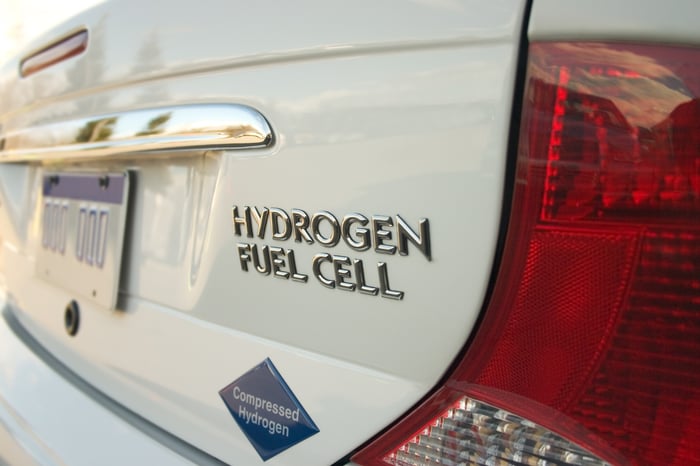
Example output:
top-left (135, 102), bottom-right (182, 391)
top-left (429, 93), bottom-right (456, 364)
top-left (0, 163), bottom-right (37, 251)
top-left (0, 0), bottom-right (527, 464)
top-left (529, 0), bottom-right (700, 45)
top-left (0, 0), bottom-right (524, 119)
top-left (0, 293), bottom-right (198, 466)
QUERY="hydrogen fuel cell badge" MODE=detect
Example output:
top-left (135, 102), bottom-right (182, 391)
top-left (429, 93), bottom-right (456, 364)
top-left (232, 206), bottom-right (431, 300)
top-left (219, 359), bottom-right (319, 461)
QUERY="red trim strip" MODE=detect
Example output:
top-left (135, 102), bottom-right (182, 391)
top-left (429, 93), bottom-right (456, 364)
top-left (20, 30), bottom-right (88, 77)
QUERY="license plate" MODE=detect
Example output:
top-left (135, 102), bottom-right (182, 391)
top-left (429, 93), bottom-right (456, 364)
top-left (36, 172), bottom-right (129, 309)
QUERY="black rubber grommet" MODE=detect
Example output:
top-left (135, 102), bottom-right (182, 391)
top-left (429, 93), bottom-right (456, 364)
top-left (64, 300), bottom-right (80, 336)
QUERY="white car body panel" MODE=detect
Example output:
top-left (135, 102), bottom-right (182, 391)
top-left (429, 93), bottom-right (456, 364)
top-left (529, 0), bottom-right (700, 44)
top-left (0, 293), bottom-right (199, 466)
top-left (0, 1), bottom-right (527, 463)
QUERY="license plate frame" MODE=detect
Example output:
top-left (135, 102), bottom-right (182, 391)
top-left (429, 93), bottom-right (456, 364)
top-left (36, 171), bottom-right (130, 309)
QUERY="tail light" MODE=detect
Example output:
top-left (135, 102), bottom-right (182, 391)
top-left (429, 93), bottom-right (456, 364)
top-left (353, 42), bottom-right (700, 466)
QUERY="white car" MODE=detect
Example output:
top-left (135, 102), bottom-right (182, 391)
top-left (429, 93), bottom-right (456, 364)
top-left (0, 1), bottom-right (698, 465)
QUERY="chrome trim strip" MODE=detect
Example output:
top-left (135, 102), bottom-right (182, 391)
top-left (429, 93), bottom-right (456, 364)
top-left (0, 104), bottom-right (273, 162)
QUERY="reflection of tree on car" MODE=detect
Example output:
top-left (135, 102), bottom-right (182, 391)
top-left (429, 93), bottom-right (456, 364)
top-left (74, 116), bottom-right (117, 142)
top-left (653, 98), bottom-right (700, 209)
top-left (526, 75), bottom-right (699, 222)
top-left (525, 77), bottom-right (637, 220)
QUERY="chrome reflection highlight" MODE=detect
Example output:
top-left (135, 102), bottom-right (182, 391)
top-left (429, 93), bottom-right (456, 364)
top-left (0, 104), bottom-right (273, 162)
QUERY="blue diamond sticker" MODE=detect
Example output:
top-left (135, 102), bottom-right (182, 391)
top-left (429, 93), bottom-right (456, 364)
top-left (219, 358), bottom-right (320, 461)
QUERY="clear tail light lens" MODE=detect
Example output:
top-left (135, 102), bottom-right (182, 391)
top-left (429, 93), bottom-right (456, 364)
top-left (385, 390), bottom-right (618, 466)
top-left (353, 42), bottom-right (700, 466)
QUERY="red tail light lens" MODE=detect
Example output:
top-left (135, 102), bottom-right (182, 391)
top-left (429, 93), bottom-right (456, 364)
top-left (354, 42), bottom-right (700, 465)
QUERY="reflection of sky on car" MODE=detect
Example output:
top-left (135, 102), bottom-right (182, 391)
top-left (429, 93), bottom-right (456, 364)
top-left (530, 43), bottom-right (692, 129)
top-left (0, 0), bottom-right (103, 63)
top-left (108, 108), bottom-right (242, 139)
